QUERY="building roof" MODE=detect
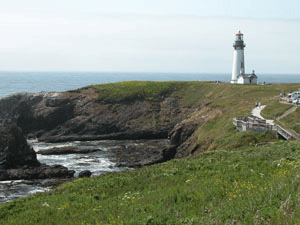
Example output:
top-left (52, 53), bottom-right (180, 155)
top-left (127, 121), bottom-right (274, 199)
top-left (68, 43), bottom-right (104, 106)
top-left (244, 73), bottom-right (257, 78)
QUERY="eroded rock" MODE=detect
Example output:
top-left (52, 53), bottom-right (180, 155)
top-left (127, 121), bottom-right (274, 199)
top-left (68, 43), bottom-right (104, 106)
top-left (0, 120), bottom-right (40, 169)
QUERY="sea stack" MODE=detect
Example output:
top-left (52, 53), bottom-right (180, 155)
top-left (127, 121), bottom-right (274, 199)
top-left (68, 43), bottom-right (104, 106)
top-left (231, 31), bottom-right (257, 85)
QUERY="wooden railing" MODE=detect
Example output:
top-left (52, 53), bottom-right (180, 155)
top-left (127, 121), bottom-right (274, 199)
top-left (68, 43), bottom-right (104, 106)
top-left (274, 124), bottom-right (298, 140)
top-left (233, 118), bottom-right (299, 140)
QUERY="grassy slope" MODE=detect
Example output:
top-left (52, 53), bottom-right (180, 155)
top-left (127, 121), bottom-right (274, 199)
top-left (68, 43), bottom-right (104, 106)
top-left (261, 101), bottom-right (294, 120)
top-left (176, 83), bottom-right (299, 151)
top-left (1, 81), bottom-right (300, 224)
top-left (2, 141), bottom-right (300, 224)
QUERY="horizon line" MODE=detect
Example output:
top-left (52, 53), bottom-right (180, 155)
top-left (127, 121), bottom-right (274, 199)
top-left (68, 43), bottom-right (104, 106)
top-left (0, 71), bottom-right (299, 75)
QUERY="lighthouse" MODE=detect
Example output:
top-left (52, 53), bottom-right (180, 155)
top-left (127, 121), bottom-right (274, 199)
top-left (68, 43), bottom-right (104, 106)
top-left (231, 31), bottom-right (257, 85)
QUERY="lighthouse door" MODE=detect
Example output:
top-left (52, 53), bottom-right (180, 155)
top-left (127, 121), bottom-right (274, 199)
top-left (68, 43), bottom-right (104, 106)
top-left (240, 62), bottom-right (244, 75)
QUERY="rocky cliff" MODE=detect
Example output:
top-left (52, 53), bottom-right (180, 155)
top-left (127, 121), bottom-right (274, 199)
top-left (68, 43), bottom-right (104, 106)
top-left (0, 84), bottom-right (222, 165)
top-left (0, 88), bottom-right (194, 141)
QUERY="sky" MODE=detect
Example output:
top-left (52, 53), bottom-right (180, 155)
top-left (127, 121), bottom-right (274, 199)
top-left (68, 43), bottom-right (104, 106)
top-left (0, 0), bottom-right (299, 74)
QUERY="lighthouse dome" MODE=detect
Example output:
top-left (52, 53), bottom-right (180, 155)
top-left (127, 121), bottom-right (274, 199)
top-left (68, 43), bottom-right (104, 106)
top-left (236, 31), bottom-right (243, 36)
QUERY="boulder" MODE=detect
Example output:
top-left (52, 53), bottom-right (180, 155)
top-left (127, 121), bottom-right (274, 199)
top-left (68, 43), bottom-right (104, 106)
top-left (78, 170), bottom-right (92, 178)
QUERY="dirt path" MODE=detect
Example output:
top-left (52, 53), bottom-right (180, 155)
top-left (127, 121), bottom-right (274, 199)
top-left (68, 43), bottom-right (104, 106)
top-left (276, 105), bottom-right (297, 121)
top-left (252, 103), bottom-right (297, 123)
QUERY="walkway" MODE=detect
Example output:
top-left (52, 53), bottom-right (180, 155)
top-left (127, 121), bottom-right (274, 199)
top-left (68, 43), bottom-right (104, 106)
top-left (251, 104), bottom-right (300, 140)
top-left (251, 105), bottom-right (274, 125)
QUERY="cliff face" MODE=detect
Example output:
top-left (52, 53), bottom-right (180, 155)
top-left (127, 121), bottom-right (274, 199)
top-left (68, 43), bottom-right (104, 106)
top-left (0, 88), bottom-right (193, 140)
top-left (0, 92), bottom-right (74, 135)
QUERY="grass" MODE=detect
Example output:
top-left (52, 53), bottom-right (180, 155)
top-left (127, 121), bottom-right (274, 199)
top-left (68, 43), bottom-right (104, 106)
top-left (91, 81), bottom-right (192, 103)
top-left (2, 140), bottom-right (300, 224)
top-left (261, 101), bottom-right (294, 120)
top-left (215, 130), bottom-right (279, 149)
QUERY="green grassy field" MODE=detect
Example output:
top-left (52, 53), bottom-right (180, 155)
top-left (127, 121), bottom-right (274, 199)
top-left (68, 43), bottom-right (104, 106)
top-left (2, 140), bottom-right (300, 224)
top-left (1, 81), bottom-right (300, 224)
top-left (91, 81), bottom-right (191, 103)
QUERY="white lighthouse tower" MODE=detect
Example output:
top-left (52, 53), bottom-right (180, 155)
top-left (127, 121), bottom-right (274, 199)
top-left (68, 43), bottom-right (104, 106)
top-left (231, 31), bottom-right (245, 84)
top-left (231, 31), bottom-right (257, 85)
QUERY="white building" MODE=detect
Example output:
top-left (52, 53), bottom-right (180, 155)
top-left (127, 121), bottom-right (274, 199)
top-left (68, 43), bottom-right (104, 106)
top-left (231, 31), bottom-right (257, 85)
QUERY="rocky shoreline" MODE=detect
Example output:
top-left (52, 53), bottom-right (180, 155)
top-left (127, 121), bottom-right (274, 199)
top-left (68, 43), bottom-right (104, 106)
top-left (0, 88), bottom-right (207, 182)
top-left (0, 165), bottom-right (74, 181)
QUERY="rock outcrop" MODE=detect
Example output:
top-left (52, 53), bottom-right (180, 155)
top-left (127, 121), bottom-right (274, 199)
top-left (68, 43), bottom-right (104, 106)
top-left (111, 140), bottom-right (172, 168)
top-left (0, 90), bottom-right (190, 141)
top-left (0, 120), bottom-right (40, 169)
top-left (0, 120), bottom-right (75, 181)
top-left (0, 165), bottom-right (75, 181)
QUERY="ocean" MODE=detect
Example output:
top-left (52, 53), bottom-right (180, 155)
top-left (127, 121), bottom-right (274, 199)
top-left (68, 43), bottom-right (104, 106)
top-left (0, 71), bottom-right (299, 97)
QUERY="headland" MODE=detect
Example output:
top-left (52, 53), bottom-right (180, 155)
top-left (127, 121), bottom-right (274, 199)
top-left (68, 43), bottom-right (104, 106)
top-left (1, 81), bottom-right (300, 224)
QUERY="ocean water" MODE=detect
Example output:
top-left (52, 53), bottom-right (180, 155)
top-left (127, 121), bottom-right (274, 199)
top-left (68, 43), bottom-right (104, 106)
top-left (0, 71), bottom-right (299, 97)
